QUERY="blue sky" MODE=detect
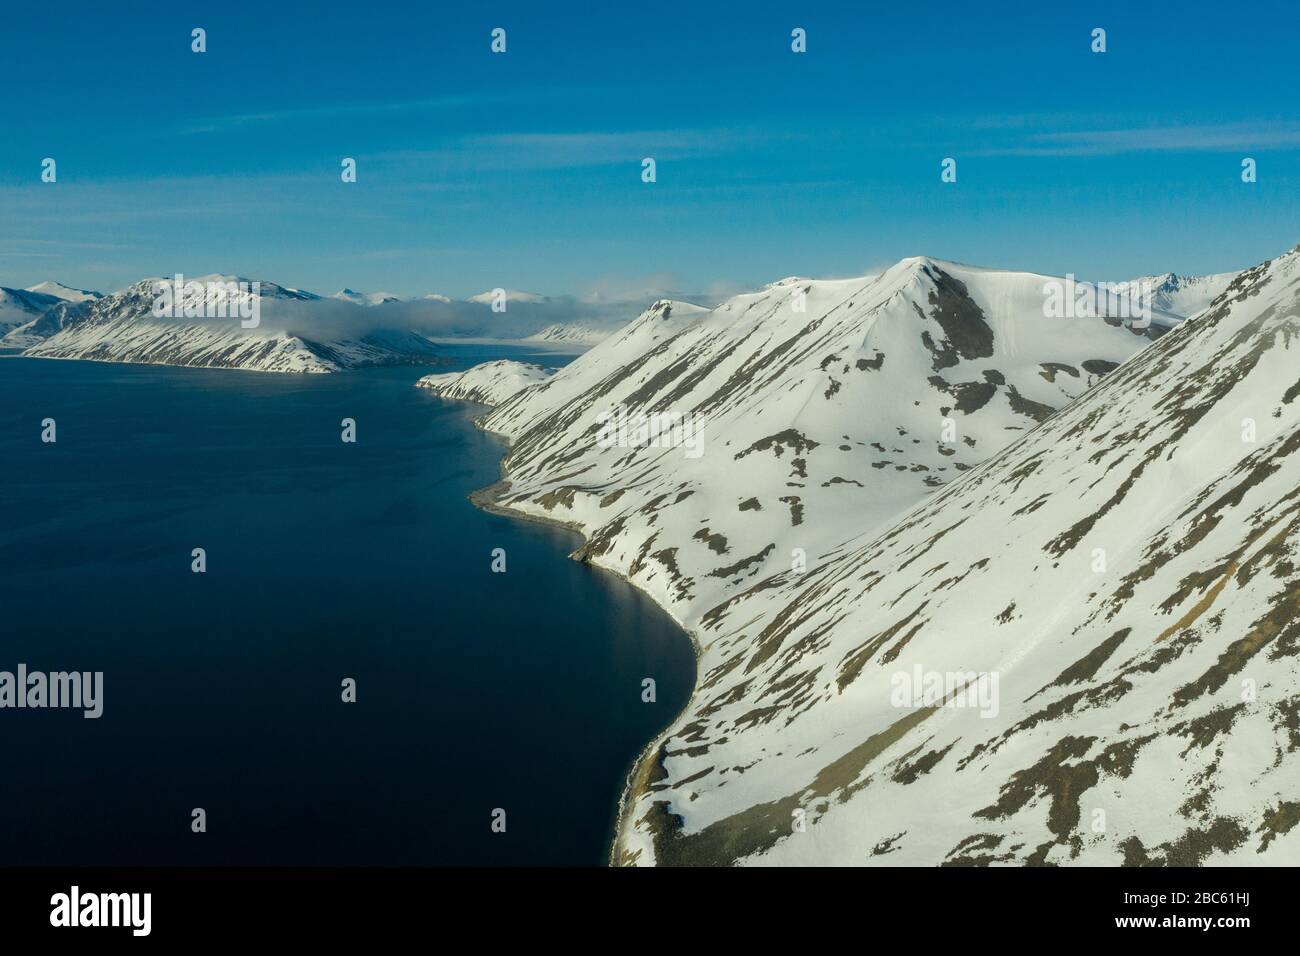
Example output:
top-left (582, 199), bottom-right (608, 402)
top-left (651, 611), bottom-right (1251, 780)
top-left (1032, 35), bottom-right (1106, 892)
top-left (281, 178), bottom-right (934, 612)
top-left (2, 0), bottom-right (1299, 299)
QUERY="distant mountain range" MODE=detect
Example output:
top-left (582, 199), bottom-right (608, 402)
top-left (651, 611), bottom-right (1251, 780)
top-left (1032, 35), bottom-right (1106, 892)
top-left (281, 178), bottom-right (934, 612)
top-left (9, 276), bottom-right (438, 373)
top-left (1, 278), bottom-right (627, 371)
top-left (1, 266), bottom-right (1237, 373)
top-left (1117, 271), bottom-right (1241, 333)
top-left (418, 246), bottom-right (1300, 866)
top-left (330, 288), bottom-right (402, 307)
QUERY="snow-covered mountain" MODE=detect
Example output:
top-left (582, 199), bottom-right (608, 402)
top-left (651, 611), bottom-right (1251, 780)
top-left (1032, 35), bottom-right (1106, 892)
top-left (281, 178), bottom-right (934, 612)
top-left (1, 281), bottom-right (103, 347)
top-left (458, 259), bottom-right (1150, 625)
top-left (1115, 270), bottom-right (1241, 334)
top-left (525, 323), bottom-right (615, 347)
top-left (22, 275), bottom-right (443, 373)
top-left (331, 288), bottom-right (402, 307)
top-left (611, 246), bottom-right (1300, 866)
top-left (417, 360), bottom-right (555, 405)
top-left (1, 299), bottom-right (93, 349)
top-left (5, 274), bottom-right (660, 361)
top-left (0, 286), bottom-right (63, 337)
top-left (24, 280), bottom-right (102, 303)
top-left (1133, 271), bottom-right (1241, 320)
top-left (419, 249), bottom-right (1300, 866)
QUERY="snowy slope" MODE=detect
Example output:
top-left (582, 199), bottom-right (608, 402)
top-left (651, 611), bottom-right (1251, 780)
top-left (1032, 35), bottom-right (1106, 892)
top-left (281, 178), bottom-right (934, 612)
top-left (24, 280), bottom-right (102, 303)
top-left (0, 287), bottom-right (61, 335)
top-left (1, 299), bottom-right (93, 349)
top-left (419, 250), bottom-right (1296, 866)
top-left (525, 323), bottom-right (614, 347)
top-left (3, 281), bottom-right (103, 345)
top-left (4, 276), bottom-right (656, 353)
top-left (22, 276), bottom-right (442, 373)
top-left (611, 247), bottom-right (1300, 866)
top-left (1116, 270), bottom-right (1241, 333)
top-left (1132, 271), bottom-right (1241, 320)
top-left (472, 260), bottom-right (1149, 629)
top-left (417, 360), bottom-right (555, 405)
top-left (331, 288), bottom-right (401, 306)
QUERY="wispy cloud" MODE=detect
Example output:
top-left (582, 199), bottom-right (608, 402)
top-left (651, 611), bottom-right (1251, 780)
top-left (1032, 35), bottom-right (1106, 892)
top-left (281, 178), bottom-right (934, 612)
top-left (466, 130), bottom-right (731, 164)
top-left (364, 127), bottom-right (792, 173)
top-left (173, 88), bottom-right (591, 136)
top-left (976, 122), bottom-right (1300, 157)
top-left (0, 238), bottom-right (131, 250)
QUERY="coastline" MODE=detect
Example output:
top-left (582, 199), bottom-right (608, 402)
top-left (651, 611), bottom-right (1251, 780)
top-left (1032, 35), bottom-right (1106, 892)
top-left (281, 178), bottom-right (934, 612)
top-left (455, 401), bottom-right (703, 868)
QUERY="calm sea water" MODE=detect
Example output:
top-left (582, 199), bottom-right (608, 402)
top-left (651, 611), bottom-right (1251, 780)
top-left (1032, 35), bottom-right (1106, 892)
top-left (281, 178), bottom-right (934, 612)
top-left (0, 351), bottom-right (693, 866)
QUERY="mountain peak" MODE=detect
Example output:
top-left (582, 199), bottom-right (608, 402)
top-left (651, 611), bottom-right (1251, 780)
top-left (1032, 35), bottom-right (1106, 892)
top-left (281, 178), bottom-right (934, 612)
top-left (331, 289), bottom-right (401, 306)
top-left (25, 280), bottom-right (101, 303)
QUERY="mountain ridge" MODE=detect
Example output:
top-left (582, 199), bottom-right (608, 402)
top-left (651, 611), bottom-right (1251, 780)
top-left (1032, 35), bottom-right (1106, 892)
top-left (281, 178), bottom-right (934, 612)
top-left (613, 245), bottom-right (1300, 866)
top-left (19, 277), bottom-right (441, 373)
top-left (415, 246), bottom-right (1300, 866)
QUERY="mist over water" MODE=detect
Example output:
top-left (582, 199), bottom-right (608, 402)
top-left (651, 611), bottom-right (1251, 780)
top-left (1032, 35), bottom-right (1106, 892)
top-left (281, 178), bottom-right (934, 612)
top-left (0, 349), bottom-right (693, 865)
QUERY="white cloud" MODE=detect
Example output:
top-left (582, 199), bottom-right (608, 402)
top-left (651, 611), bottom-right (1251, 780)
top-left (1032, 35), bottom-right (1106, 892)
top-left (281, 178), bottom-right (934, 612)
top-left (977, 122), bottom-right (1300, 156)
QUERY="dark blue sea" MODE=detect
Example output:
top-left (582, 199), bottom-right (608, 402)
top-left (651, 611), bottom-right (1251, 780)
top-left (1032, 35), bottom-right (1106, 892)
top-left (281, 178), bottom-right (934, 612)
top-left (0, 350), bottom-right (693, 865)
